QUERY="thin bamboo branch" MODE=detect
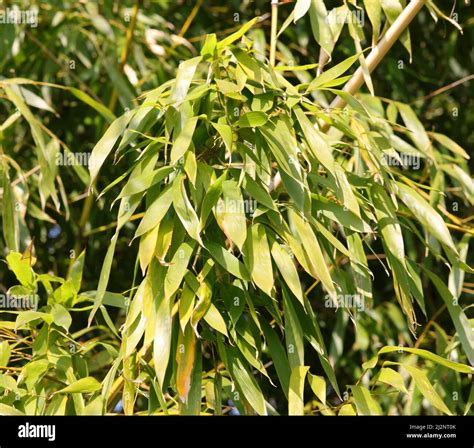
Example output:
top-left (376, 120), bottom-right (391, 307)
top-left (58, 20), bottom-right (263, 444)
top-left (269, 0), bottom-right (279, 66)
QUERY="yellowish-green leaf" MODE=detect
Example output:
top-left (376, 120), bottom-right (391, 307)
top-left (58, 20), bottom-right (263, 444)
top-left (377, 367), bottom-right (408, 393)
top-left (308, 373), bottom-right (326, 405)
top-left (289, 366), bottom-right (309, 415)
top-left (403, 364), bottom-right (452, 415)
top-left (57, 377), bottom-right (101, 394)
top-left (351, 385), bottom-right (382, 415)
top-left (247, 224), bottom-right (274, 296)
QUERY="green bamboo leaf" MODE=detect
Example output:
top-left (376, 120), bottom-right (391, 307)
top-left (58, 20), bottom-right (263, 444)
top-left (397, 103), bottom-right (431, 153)
top-left (153, 292), bottom-right (173, 388)
top-left (57, 377), bottom-right (101, 394)
top-left (171, 116), bottom-right (199, 164)
top-left (200, 172), bottom-right (227, 228)
top-left (363, 346), bottom-right (473, 373)
top-left (201, 33), bottom-right (217, 59)
top-left (181, 340), bottom-right (202, 415)
top-left (294, 108), bottom-right (335, 174)
top-left (89, 114), bottom-right (132, 184)
top-left (396, 182), bottom-right (457, 253)
top-left (227, 348), bottom-right (267, 415)
top-left (0, 404), bottom-right (25, 415)
top-left (6, 252), bottom-right (34, 289)
top-left (363, 0), bottom-right (382, 45)
top-left (215, 180), bottom-right (247, 251)
top-left (217, 17), bottom-right (259, 50)
top-left (338, 404), bottom-right (356, 415)
top-left (179, 283), bottom-right (195, 331)
top-left (242, 175), bottom-right (277, 211)
top-left (377, 367), bottom-right (408, 393)
top-left (333, 165), bottom-right (361, 217)
top-left (15, 311), bottom-right (52, 329)
top-left (371, 183), bottom-right (405, 262)
top-left (308, 373), bottom-right (326, 405)
top-left (2, 170), bottom-right (18, 251)
top-left (403, 364), bottom-right (452, 415)
top-left (190, 280), bottom-right (212, 335)
top-left (118, 166), bottom-right (174, 199)
top-left (448, 235), bottom-right (470, 299)
top-left (431, 132), bottom-right (469, 159)
top-left (289, 210), bottom-right (336, 299)
top-left (247, 224), bottom-right (274, 296)
top-left (425, 270), bottom-right (474, 366)
top-left (307, 53), bottom-right (360, 92)
top-left (308, 0), bottom-right (334, 57)
top-left (203, 303), bottom-right (228, 336)
top-left (170, 56), bottom-right (201, 104)
top-left (205, 242), bottom-right (250, 281)
top-left (289, 366), bottom-right (309, 415)
top-left (134, 184), bottom-right (173, 239)
top-left (346, 233), bottom-right (373, 303)
top-left (284, 290), bottom-right (305, 370)
top-left (173, 174), bottom-right (203, 245)
top-left (312, 194), bottom-right (371, 233)
top-left (294, 0), bottom-right (311, 22)
top-left (237, 111), bottom-right (268, 128)
top-left (0, 341), bottom-right (11, 366)
top-left (261, 320), bottom-right (291, 398)
top-left (69, 250), bottom-right (85, 293)
top-left (211, 122), bottom-right (233, 152)
top-left (271, 240), bottom-right (304, 305)
top-left (88, 233), bottom-right (118, 326)
top-left (69, 87), bottom-right (116, 123)
top-left (176, 324), bottom-right (196, 403)
top-left (164, 241), bottom-right (195, 300)
top-left (351, 385), bottom-right (382, 415)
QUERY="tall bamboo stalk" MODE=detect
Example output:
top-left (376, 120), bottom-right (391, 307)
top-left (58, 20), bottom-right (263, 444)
top-left (328, 0), bottom-right (426, 111)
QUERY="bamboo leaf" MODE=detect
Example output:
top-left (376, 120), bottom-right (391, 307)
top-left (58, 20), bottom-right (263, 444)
top-left (425, 270), bottom-right (474, 366)
top-left (215, 180), bottom-right (247, 251)
top-left (308, 373), bottom-right (326, 405)
top-left (247, 224), bottom-right (274, 296)
top-left (89, 114), bottom-right (132, 183)
top-left (176, 324), bottom-right (196, 403)
top-left (308, 0), bottom-right (334, 57)
top-left (173, 174), bottom-right (203, 245)
top-left (289, 366), bottom-right (309, 415)
top-left (237, 111), bottom-right (268, 128)
top-left (203, 303), bottom-right (228, 336)
top-left (351, 385), bottom-right (382, 415)
top-left (396, 182), bottom-right (457, 253)
top-left (307, 53), bottom-right (360, 92)
top-left (271, 240), bottom-right (304, 305)
top-left (363, 346), bottom-right (473, 373)
top-left (227, 349), bottom-right (267, 415)
top-left (57, 377), bottom-right (101, 394)
top-left (205, 242), bottom-right (250, 281)
top-left (377, 367), bottom-right (408, 393)
top-left (170, 56), bottom-right (201, 104)
top-left (403, 364), bottom-right (452, 415)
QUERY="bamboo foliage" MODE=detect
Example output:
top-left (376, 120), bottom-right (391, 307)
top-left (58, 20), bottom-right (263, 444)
top-left (0, 1), bottom-right (472, 416)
